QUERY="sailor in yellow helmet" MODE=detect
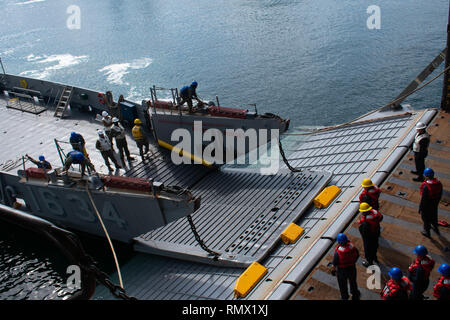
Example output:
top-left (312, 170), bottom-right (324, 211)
top-left (359, 178), bottom-right (381, 210)
top-left (132, 118), bottom-right (149, 161)
top-left (357, 202), bottom-right (383, 268)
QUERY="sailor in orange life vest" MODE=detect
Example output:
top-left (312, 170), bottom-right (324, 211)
top-left (358, 202), bottom-right (383, 267)
top-left (331, 233), bottom-right (361, 300)
top-left (359, 178), bottom-right (381, 210)
top-left (433, 264), bottom-right (450, 300)
top-left (419, 168), bottom-right (443, 238)
top-left (407, 245), bottom-right (435, 300)
top-left (380, 267), bottom-right (412, 300)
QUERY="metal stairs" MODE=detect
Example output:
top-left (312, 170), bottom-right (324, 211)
top-left (54, 86), bottom-right (73, 118)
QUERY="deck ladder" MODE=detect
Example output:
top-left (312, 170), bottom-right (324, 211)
top-left (54, 86), bottom-right (73, 118)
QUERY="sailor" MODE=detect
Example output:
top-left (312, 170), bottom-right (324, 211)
top-left (380, 267), bottom-right (412, 300)
top-left (411, 122), bottom-right (430, 182)
top-left (331, 233), bottom-right (361, 300)
top-left (177, 81), bottom-right (202, 113)
top-left (101, 111), bottom-right (114, 148)
top-left (132, 118), bottom-right (149, 162)
top-left (111, 117), bottom-right (135, 165)
top-left (63, 150), bottom-right (95, 177)
top-left (358, 202), bottom-right (383, 267)
top-left (25, 154), bottom-right (52, 170)
top-left (419, 168), bottom-right (443, 238)
top-left (69, 132), bottom-right (87, 155)
top-left (359, 178), bottom-right (381, 210)
top-left (433, 264), bottom-right (450, 300)
top-left (407, 245), bottom-right (435, 300)
top-left (95, 130), bottom-right (122, 172)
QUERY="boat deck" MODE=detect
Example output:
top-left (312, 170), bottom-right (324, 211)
top-left (291, 109), bottom-right (450, 300)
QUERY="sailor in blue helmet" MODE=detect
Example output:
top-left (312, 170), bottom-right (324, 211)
top-left (25, 154), bottom-right (52, 170)
top-left (419, 168), bottom-right (443, 238)
top-left (177, 81), bottom-right (202, 113)
top-left (407, 245), bottom-right (435, 300)
top-left (381, 267), bottom-right (412, 300)
top-left (331, 233), bottom-right (361, 300)
top-left (63, 150), bottom-right (95, 177)
top-left (69, 132), bottom-right (86, 153)
top-left (433, 264), bottom-right (450, 300)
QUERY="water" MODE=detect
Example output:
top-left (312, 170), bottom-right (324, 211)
top-left (0, 0), bottom-right (448, 299)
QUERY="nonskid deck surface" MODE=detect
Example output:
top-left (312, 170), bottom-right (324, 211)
top-left (291, 110), bottom-right (450, 300)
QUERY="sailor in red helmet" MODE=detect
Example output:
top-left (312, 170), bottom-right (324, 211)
top-left (359, 178), bottom-right (381, 210)
top-left (433, 264), bottom-right (450, 300)
top-left (331, 233), bottom-right (361, 300)
top-left (358, 202), bottom-right (383, 267)
top-left (380, 267), bottom-right (412, 300)
top-left (419, 168), bottom-right (443, 238)
top-left (407, 245), bottom-right (435, 300)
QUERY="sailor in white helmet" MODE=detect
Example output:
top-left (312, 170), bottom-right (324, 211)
top-left (110, 117), bottom-right (135, 165)
top-left (95, 130), bottom-right (122, 172)
top-left (411, 122), bottom-right (430, 182)
top-left (101, 111), bottom-right (114, 149)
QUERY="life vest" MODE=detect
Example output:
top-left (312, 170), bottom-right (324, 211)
top-left (433, 276), bottom-right (450, 300)
top-left (102, 116), bottom-right (113, 132)
top-left (412, 132), bottom-right (430, 153)
top-left (98, 92), bottom-right (106, 105)
top-left (96, 136), bottom-right (112, 151)
top-left (334, 242), bottom-right (358, 268)
top-left (359, 187), bottom-right (381, 209)
top-left (381, 277), bottom-right (412, 300)
top-left (358, 209), bottom-right (383, 234)
top-left (111, 124), bottom-right (126, 140)
top-left (408, 254), bottom-right (435, 279)
top-left (420, 178), bottom-right (443, 200)
top-left (132, 125), bottom-right (144, 140)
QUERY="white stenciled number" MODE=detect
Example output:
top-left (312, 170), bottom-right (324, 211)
top-left (38, 189), bottom-right (66, 217)
top-left (102, 201), bottom-right (126, 229)
top-left (66, 265), bottom-right (81, 290)
top-left (66, 194), bottom-right (96, 222)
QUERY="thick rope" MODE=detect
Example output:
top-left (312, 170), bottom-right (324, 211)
top-left (85, 183), bottom-right (124, 289)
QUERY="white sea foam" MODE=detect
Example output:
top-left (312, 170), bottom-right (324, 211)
top-left (19, 53), bottom-right (88, 79)
top-left (14, 0), bottom-right (45, 5)
top-left (99, 57), bottom-right (153, 85)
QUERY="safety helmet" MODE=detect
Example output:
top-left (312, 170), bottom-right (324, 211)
top-left (359, 202), bottom-right (372, 212)
top-left (336, 233), bottom-right (348, 244)
top-left (102, 111), bottom-right (109, 117)
top-left (97, 130), bottom-right (105, 136)
top-left (413, 245), bottom-right (428, 256)
top-left (134, 118), bottom-right (142, 125)
top-left (39, 155), bottom-right (45, 161)
top-left (361, 178), bottom-right (374, 188)
top-left (388, 267), bottom-right (403, 279)
top-left (437, 264), bottom-right (450, 277)
top-left (70, 132), bottom-right (77, 139)
top-left (423, 168), bottom-right (434, 178)
top-left (415, 122), bottom-right (426, 130)
top-left (112, 117), bottom-right (119, 123)
top-left (191, 81), bottom-right (198, 88)
top-left (72, 151), bottom-right (84, 162)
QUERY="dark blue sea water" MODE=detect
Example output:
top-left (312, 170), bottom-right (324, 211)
top-left (0, 0), bottom-right (448, 299)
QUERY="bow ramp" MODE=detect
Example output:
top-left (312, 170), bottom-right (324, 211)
top-left (132, 167), bottom-right (332, 267)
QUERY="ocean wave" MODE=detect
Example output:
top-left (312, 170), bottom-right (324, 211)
top-left (98, 57), bottom-right (153, 85)
top-left (19, 53), bottom-right (88, 79)
top-left (14, 0), bottom-right (45, 5)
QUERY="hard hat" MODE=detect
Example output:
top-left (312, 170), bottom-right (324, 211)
top-left (388, 267), bottom-right (403, 279)
top-left (437, 264), bottom-right (450, 277)
top-left (72, 151), bottom-right (84, 162)
top-left (39, 155), bottom-right (45, 161)
top-left (191, 81), bottom-right (198, 88)
top-left (70, 132), bottom-right (77, 139)
top-left (415, 122), bottom-right (426, 130)
top-left (423, 168), bottom-right (434, 178)
top-left (359, 202), bottom-right (372, 212)
top-left (112, 117), bottom-right (119, 123)
top-left (361, 178), bottom-right (374, 188)
top-left (102, 111), bottom-right (109, 117)
top-left (97, 130), bottom-right (105, 136)
top-left (134, 118), bottom-right (142, 124)
top-left (336, 233), bottom-right (348, 244)
top-left (413, 245), bottom-right (428, 256)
